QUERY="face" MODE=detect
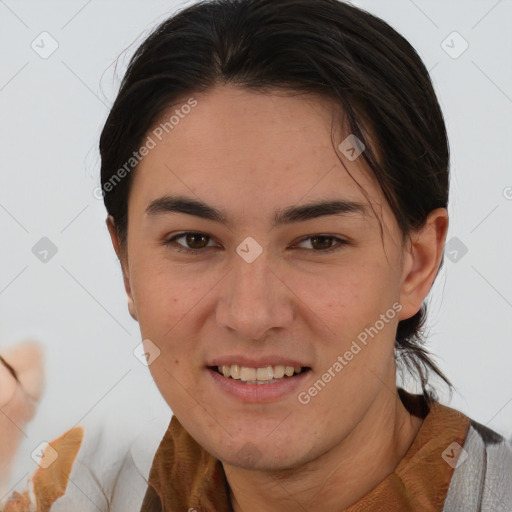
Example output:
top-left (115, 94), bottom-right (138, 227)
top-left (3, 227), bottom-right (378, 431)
top-left (109, 84), bottom-right (434, 471)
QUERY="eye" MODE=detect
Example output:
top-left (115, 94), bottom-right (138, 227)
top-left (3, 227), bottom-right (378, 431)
top-left (165, 232), bottom-right (218, 254)
top-left (295, 235), bottom-right (349, 253)
top-left (164, 232), bottom-right (349, 255)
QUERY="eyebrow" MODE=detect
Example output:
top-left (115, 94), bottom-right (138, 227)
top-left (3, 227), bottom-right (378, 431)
top-left (145, 194), bottom-right (369, 227)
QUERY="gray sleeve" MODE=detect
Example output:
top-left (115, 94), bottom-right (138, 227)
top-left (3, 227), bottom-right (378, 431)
top-left (442, 421), bottom-right (512, 512)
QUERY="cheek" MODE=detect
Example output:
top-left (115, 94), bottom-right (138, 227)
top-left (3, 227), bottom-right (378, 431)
top-left (131, 259), bottom-right (201, 328)
top-left (291, 261), bottom-right (397, 325)
top-left (293, 263), bottom-right (400, 371)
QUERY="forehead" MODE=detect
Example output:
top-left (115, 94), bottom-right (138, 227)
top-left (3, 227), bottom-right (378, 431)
top-left (130, 84), bottom-right (387, 224)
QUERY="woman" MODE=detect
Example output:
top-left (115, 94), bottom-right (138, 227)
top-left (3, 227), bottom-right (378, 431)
top-left (1, 0), bottom-right (510, 511)
top-left (98, 0), bottom-right (512, 510)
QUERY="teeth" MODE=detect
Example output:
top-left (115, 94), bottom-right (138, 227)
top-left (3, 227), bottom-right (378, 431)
top-left (273, 365), bottom-right (285, 379)
top-left (240, 367), bottom-right (256, 381)
top-left (217, 364), bottom-right (304, 382)
top-left (230, 364), bottom-right (240, 379)
top-left (256, 366), bottom-right (273, 381)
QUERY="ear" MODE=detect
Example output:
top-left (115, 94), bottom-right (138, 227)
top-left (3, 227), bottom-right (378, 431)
top-left (397, 208), bottom-right (449, 321)
top-left (106, 216), bottom-right (138, 322)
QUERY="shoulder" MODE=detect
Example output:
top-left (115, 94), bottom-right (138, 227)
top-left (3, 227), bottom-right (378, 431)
top-left (442, 418), bottom-right (512, 512)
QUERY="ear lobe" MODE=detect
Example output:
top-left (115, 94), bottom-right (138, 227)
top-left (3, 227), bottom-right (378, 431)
top-left (127, 295), bottom-right (138, 322)
top-left (105, 216), bottom-right (138, 322)
top-left (398, 208), bottom-right (449, 321)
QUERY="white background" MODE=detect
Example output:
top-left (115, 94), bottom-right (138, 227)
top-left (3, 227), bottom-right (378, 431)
top-left (0, 0), bottom-right (511, 490)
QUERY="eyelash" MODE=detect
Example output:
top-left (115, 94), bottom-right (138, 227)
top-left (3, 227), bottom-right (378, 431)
top-left (164, 232), bottom-right (349, 255)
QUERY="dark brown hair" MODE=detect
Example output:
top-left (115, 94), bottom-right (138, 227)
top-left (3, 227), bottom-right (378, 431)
top-left (99, 0), bottom-right (453, 403)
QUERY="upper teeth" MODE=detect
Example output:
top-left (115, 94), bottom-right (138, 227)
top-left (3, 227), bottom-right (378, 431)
top-left (218, 365), bottom-right (302, 382)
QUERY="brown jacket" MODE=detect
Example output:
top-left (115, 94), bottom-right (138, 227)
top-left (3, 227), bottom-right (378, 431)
top-left (139, 388), bottom-right (470, 511)
top-left (5, 388), bottom-right (512, 511)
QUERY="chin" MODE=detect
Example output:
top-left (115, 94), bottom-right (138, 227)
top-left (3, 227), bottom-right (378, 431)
top-left (207, 436), bottom-right (309, 472)
top-left (219, 449), bottom-right (302, 472)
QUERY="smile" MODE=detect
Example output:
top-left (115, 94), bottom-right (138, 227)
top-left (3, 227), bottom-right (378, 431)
top-left (213, 364), bottom-right (308, 383)
top-left (207, 365), bottom-right (312, 402)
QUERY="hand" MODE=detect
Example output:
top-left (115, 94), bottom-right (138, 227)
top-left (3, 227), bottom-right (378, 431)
top-left (0, 342), bottom-right (45, 496)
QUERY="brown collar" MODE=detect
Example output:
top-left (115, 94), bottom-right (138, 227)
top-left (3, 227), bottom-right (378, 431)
top-left (140, 389), bottom-right (470, 512)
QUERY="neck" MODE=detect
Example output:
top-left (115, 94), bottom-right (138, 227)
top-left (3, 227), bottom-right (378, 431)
top-left (223, 387), bottom-right (424, 512)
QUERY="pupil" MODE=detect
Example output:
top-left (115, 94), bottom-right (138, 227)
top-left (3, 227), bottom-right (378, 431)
top-left (188, 233), bottom-right (207, 248)
top-left (313, 236), bottom-right (331, 250)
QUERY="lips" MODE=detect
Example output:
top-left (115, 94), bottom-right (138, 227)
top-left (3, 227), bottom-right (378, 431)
top-left (206, 365), bottom-right (311, 402)
top-left (204, 355), bottom-right (311, 401)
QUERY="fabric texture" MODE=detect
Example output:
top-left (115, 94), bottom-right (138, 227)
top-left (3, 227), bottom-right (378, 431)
top-left (12, 388), bottom-right (508, 512)
top-left (139, 388), bottom-right (509, 512)
top-left (442, 419), bottom-right (512, 511)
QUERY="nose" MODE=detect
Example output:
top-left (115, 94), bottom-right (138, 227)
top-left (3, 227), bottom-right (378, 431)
top-left (215, 250), bottom-right (294, 341)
